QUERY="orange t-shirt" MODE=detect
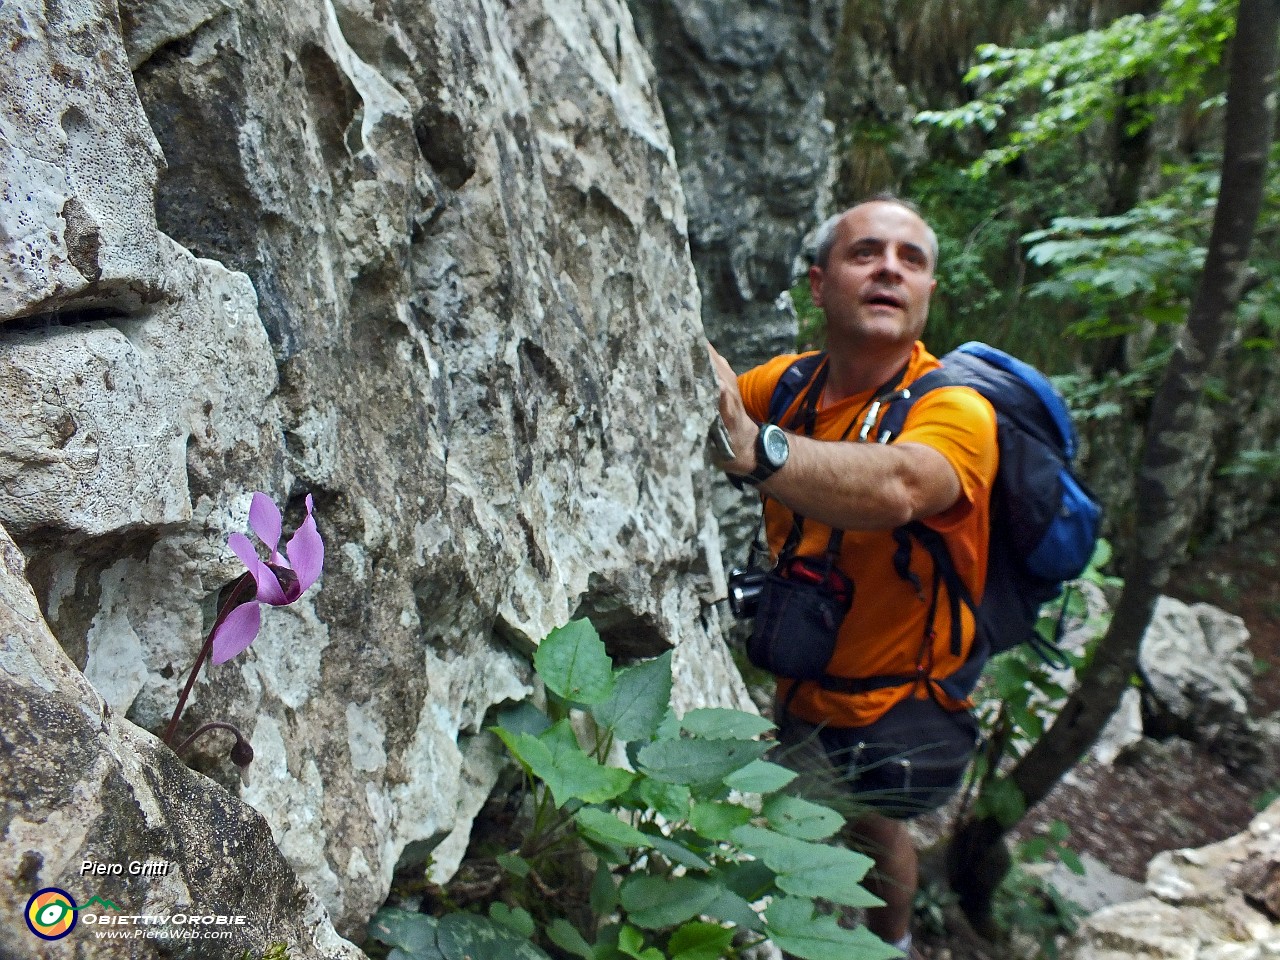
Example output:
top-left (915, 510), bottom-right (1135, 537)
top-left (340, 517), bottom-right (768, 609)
top-left (738, 342), bottom-right (998, 728)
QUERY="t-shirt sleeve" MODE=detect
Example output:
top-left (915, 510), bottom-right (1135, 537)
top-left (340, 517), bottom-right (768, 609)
top-left (897, 385), bottom-right (998, 530)
top-left (737, 353), bottom-right (804, 423)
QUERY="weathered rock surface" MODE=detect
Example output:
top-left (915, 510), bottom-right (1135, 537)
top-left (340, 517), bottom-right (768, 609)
top-left (629, 0), bottom-right (841, 369)
top-left (1, 0), bottom-right (753, 942)
top-left (0, 0), bottom-right (166, 319)
top-left (627, 0), bottom-right (843, 568)
top-left (1060, 798), bottom-right (1280, 960)
top-left (0, 521), bottom-right (361, 959)
top-left (1139, 595), bottom-right (1258, 766)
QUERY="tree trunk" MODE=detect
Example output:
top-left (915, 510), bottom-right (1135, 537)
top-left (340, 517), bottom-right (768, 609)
top-left (949, 0), bottom-right (1280, 928)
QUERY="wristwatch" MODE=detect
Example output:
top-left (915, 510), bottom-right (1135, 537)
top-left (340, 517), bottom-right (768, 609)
top-left (745, 423), bottom-right (790, 484)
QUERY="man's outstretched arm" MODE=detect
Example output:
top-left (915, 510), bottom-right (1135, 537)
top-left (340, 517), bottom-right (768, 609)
top-left (708, 343), bottom-right (961, 531)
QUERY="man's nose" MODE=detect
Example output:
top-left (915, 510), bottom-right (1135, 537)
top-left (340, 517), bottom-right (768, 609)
top-left (873, 256), bottom-right (904, 280)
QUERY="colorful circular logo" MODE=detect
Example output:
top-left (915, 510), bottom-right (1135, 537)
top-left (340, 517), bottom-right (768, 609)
top-left (25, 888), bottom-right (77, 940)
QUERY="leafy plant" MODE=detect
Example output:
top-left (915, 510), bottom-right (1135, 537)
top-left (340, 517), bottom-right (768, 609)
top-left (368, 619), bottom-right (897, 960)
top-left (240, 945), bottom-right (291, 960)
top-left (961, 542), bottom-right (1118, 830)
top-left (915, 0), bottom-right (1237, 178)
top-left (992, 837), bottom-right (1085, 960)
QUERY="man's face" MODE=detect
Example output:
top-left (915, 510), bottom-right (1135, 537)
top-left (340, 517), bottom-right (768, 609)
top-left (808, 202), bottom-right (938, 350)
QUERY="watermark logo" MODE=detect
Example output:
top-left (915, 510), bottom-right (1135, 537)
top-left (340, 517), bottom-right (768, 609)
top-left (25, 888), bottom-right (78, 941)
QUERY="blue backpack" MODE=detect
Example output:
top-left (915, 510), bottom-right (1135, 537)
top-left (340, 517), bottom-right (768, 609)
top-left (767, 342), bottom-right (1101, 692)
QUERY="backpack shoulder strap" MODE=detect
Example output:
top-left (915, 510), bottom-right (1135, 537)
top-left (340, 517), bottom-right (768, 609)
top-left (767, 352), bottom-right (826, 426)
top-left (875, 365), bottom-right (956, 442)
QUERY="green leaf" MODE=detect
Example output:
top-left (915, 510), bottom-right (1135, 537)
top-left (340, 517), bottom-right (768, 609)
top-left (1060, 847), bottom-right (1086, 875)
top-left (975, 777), bottom-right (1027, 829)
top-left (536, 619), bottom-right (615, 705)
top-left (495, 721), bottom-right (633, 807)
top-left (547, 919), bottom-right (594, 959)
top-left (689, 801), bottom-right (753, 842)
top-left (701, 886), bottom-right (764, 931)
top-left (761, 794), bottom-right (843, 841)
top-left (714, 858), bottom-right (777, 903)
top-left (680, 708), bottom-right (774, 740)
top-left (496, 852), bottom-right (531, 878)
top-left (591, 862), bottom-right (620, 916)
top-left (723, 760), bottom-right (797, 794)
top-left (575, 807), bottom-right (654, 850)
top-left (494, 701), bottom-right (551, 737)
top-left (636, 737), bottom-right (769, 786)
top-left (645, 831), bottom-right (713, 871)
top-left (764, 896), bottom-right (901, 960)
top-left (730, 826), bottom-right (880, 908)
top-left (594, 652), bottom-right (673, 742)
top-left (435, 914), bottom-right (553, 960)
top-left (617, 925), bottom-right (664, 960)
top-left (656, 708), bottom-right (682, 741)
top-left (619, 875), bottom-right (720, 930)
top-left (489, 903), bottom-right (535, 938)
top-left (634, 778), bottom-right (692, 822)
top-left (667, 921), bottom-right (735, 960)
top-left (368, 908), bottom-right (445, 959)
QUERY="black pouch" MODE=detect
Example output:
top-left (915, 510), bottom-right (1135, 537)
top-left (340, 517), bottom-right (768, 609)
top-left (746, 555), bottom-right (854, 680)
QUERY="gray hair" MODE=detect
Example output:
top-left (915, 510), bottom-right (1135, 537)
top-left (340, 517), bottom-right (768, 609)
top-left (813, 192), bottom-right (940, 270)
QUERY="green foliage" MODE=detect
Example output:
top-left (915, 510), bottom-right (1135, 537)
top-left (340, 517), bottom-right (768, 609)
top-left (964, 543), bottom-right (1115, 845)
top-left (240, 946), bottom-right (291, 960)
top-left (1255, 785), bottom-right (1280, 811)
top-left (790, 280), bottom-right (826, 351)
top-left (369, 619), bottom-right (891, 960)
top-left (906, 141), bottom-right (1105, 369)
top-left (992, 866), bottom-right (1084, 958)
top-left (916, 0), bottom-right (1237, 177)
top-left (987, 823), bottom-right (1087, 957)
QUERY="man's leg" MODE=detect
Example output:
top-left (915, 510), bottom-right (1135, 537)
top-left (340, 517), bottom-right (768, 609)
top-left (849, 809), bottom-right (916, 944)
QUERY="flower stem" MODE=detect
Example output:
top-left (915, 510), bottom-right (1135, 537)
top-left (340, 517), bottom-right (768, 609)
top-left (163, 573), bottom-right (255, 747)
top-left (174, 721), bottom-right (254, 767)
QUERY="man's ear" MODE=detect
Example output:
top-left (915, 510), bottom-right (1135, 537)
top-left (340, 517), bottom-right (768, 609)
top-left (808, 264), bottom-right (825, 307)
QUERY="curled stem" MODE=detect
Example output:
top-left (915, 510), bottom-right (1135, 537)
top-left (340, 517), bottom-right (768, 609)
top-left (175, 721), bottom-right (255, 768)
top-left (162, 573), bottom-right (256, 748)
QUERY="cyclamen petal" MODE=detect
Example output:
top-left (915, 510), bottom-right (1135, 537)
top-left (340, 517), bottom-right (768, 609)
top-left (229, 532), bottom-right (288, 606)
top-left (210, 601), bottom-right (262, 665)
top-left (248, 491), bottom-right (284, 564)
top-left (284, 495), bottom-right (324, 593)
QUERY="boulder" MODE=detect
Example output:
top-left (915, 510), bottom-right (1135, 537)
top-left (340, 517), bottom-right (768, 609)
top-left (1140, 595), bottom-right (1259, 768)
top-left (1, 0), bottom-right (753, 941)
top-left (1060, 798), bottom-right (1280, 960)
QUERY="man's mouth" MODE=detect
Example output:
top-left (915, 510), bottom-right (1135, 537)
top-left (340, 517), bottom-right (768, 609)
top-left (863, 290), bottom-right (905, 309)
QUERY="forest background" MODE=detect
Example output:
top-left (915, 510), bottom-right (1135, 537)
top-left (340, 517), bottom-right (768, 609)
top-left (721, 0), bottom-right (1280, 952)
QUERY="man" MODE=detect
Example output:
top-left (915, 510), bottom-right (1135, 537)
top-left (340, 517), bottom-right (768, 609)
top-left (709, 195), bottom-right (998, 959)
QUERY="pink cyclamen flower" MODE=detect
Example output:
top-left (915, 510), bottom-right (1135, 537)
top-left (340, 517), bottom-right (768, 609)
top-left (210, 492), bottom-right (324, 665)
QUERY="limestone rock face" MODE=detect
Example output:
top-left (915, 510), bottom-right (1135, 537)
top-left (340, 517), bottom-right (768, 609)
top-left (1, 0), bottom-right (753, 940)
top-left (0, 0), bottom-right (166, 319)
top-left (628, 0), bottom-right (841, 369)
top-left (1060, 799), bottom-right (1280, 960)
top-left (0, 522), bottom-right (360, 959)
top-left (626, 0), bottom-right (843, 567)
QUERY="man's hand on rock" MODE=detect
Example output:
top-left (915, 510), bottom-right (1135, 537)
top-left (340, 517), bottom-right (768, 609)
top-left (707, 342), bottom-right (758, 477)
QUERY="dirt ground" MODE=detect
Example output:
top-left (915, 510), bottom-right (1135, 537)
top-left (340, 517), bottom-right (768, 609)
top-left (913, 512), bottom-right (1280, 960)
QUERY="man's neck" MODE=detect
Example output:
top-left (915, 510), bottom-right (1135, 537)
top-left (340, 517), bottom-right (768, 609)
top-left (821, 341), bottom-right (916, 408)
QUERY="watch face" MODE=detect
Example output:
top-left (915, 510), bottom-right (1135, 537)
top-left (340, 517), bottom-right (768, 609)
top-left (763, 425), bottom-right (789, 467)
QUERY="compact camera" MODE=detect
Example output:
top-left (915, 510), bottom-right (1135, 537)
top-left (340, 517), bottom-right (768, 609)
top-left (727, 565), bottom-right (768, 618)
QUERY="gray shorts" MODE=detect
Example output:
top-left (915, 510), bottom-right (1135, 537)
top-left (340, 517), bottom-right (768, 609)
top-left (775, 694), bottom-right (979, 820)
